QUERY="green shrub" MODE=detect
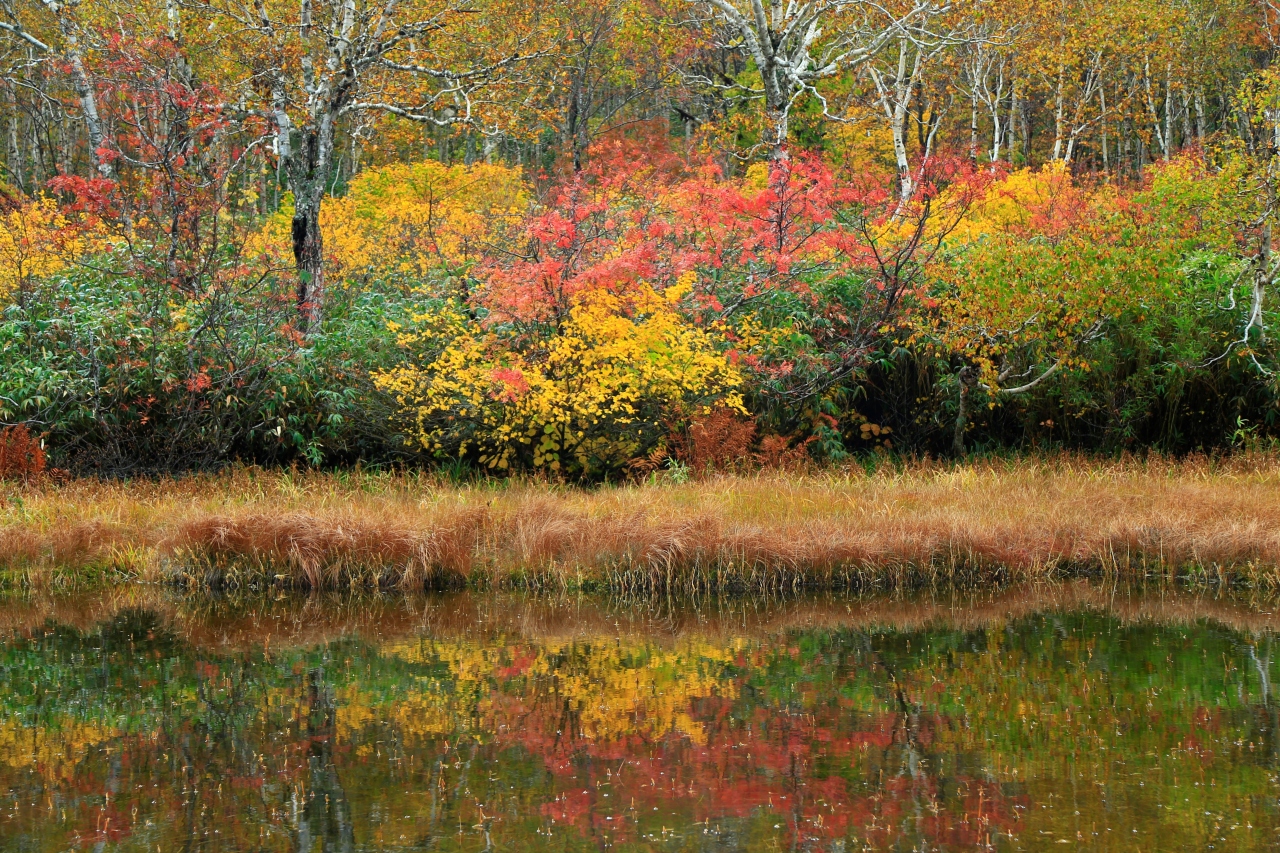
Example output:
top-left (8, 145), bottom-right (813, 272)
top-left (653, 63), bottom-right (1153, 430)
top-left (0, 252), bottom-right (418, 472)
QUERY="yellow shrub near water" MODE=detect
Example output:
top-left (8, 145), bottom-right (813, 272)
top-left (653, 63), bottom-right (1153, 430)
top-left (376, 275), bottom-right (744, 474)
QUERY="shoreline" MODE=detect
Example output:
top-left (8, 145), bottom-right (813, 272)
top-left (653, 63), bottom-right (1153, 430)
top-left (6, 454), bottom-right (1280, 593)
top-left (4, 579), bottom-right (1280, 648)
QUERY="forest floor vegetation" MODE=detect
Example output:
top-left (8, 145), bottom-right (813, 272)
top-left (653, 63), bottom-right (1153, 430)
top-left (4, 453), bottom-right (1280, 593)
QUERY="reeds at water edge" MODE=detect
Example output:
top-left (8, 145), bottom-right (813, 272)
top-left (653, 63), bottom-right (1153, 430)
top-left (5, 453), bottom-right (1280, 592)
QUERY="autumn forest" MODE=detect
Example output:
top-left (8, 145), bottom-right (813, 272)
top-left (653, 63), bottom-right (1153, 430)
top-left (0, 0), bottom-right (1277, 480)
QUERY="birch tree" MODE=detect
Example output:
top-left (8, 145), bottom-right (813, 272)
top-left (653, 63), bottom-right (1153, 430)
top-left (685, 0), bottom-right (957, 160)
top-left (184, 0), bottom-right (546, 330)
top-left (0, 0), bottom-right (111, 177)
top-left (866, 22), bottom-right (971, 199)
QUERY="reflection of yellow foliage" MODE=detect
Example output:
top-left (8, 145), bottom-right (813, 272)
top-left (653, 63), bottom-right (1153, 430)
top-left (251, 161), bottom-right (529, 280)
top-left (360, 636), bottom-right (739, 746)
top-left (0, 718), bottom-right (115, 781)
top-left (528, 638), bottom-right (737, 745)
top-left (376, 276), bottom-right (744, 473)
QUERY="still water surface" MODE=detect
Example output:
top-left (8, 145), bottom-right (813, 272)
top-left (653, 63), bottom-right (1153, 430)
top-left (2, 584), bottom-right (1280, 851)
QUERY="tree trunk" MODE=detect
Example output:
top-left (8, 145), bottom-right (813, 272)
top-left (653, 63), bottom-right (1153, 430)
top-left (292, 201), bottom-right (324, 332)
top-left (1100, 88), bottom-right (1109, 171)
top-left (6, 86), bottom-right (22, 191)
top-left (969, 88), bottom-right (979, 162)
top-left (953, 367), bottom-right (974, 455)
top-left (874, 39), bottom-right (921, 201)
top-left (1180, 90), bottom-right (1193, 152)
top-left (765, 101), bottom-right (789, 160)
top-left (42, 1), bottom-right (110, 178)
top-left (1052, 66), bottom-right (1066, 160)
top-left (1007, 79), bottom-right (1019, 164)
top-left (279, 99), bottom-right (338, 331)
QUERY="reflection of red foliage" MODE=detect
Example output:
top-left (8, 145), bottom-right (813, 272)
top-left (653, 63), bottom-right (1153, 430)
top-left (473, 652), bottom-right (1023, 848)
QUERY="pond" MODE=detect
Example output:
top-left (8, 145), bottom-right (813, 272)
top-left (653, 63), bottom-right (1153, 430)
top-left (2, 583), bottom-right (1280, 851)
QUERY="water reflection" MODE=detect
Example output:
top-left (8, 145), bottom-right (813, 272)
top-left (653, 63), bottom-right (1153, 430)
top-left (1, 584), bottom-right (1279, 851)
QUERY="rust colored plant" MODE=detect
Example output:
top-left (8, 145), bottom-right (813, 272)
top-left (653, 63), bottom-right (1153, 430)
top-left (755, 433), bottom-right (816, 470)
top-left (0, 425), bottom-right (46, 481)
top-left (675, 407), bottom-right (757, 474)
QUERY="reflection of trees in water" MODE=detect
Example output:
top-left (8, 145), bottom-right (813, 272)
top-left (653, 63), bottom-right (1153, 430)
top-left (1248, 635), bottom-right (1280, 767)
top-left (3, 609), bottom-right (1280, 851)
top-left (296, 666), bottom-right (355, 853)
top-left (846, 631), bottom-right (1010, 850)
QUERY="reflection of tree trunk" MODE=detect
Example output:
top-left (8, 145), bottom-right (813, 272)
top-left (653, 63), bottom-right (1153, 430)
top-left (295, 666), bottom-right (355, 853)
top-left (1248, 639), bottom-right (1280, 767)
top-left (864, 634), bottom-right (933, 842)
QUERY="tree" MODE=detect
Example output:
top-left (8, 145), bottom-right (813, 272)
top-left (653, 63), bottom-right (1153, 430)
top-left (0, 0), bottom-right (112, 177)
top-left (185, 0), bottom-right (547, 329)
top-left (865, 6), bottom-right (975, 199)
top-left (542, 0), bottom-right (679, 171)
top-left (685, 0), bottom-right (960, 160)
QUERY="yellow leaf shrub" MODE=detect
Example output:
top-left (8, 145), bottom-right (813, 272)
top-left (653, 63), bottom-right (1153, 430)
top-left (0, 196), bottom-right (77, 303)
top-left (946, 162), bottom-right (1078, 243)
top-left (251, 160), bottom-right (529, 281)
top-left (376, 276), bottom-right (745, 475)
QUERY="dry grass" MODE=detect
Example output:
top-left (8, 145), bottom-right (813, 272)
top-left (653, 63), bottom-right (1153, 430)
top-left (5, 453), bottom-right (1280, 592)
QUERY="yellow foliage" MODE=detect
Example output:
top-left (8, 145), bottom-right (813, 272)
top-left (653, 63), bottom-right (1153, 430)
top-left (947, 163), bottom-right (1075, 243)
top-left (916, 165), bottom-right (1147, 392)
top-left (376, 274), bottom-right (744, 474)
top-left (251, 161), bottom-right (529, 281)
top-left (0, 196), bottom-right (77, 302)
top-left (824, 109), bottom-right (897, 180)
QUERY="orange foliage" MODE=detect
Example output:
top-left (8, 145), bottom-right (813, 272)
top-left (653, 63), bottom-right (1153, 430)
top-left (674, 407), bottom-right (757, 474)
top-left (0, 426), bottom-right (46, 481)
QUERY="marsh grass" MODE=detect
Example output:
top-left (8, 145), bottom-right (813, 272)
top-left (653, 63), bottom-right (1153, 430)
top-left (5, 453), bottom-right (1280, 592)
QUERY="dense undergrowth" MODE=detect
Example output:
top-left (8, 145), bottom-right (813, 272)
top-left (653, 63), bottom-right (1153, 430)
top-left (3, 151), bottom-right (1278, 478)
top-left (5, 0), bottom-right (1280, 484)
top-left (5, 454), bottom-right (1280, 593)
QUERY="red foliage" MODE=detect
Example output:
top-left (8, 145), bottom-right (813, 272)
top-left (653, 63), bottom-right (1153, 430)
top-left (51, 26), bottom-right (266, 294)
top-left (478, 132), bottom-right (687, 326)
top-left (478, 137), bottom-right (993, 411)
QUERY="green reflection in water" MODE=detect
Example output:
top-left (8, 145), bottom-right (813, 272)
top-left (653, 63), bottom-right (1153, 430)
top-left (0, 591), bottom-right (1278, 851)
